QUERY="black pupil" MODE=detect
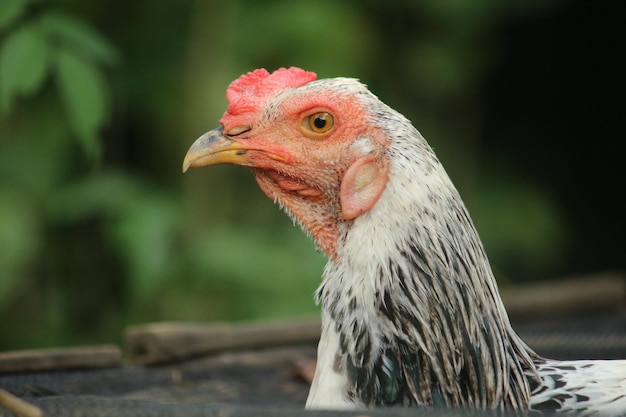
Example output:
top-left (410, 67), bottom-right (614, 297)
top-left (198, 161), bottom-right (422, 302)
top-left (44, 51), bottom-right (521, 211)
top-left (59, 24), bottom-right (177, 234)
top-left (313, 115), bottom-right (327, 129)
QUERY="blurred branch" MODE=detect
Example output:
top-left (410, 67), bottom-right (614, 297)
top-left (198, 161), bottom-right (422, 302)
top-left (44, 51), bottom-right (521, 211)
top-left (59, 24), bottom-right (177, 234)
top-left (125, 317), bottom-right (321, 364)
top-left (0, 389), bottom-right (42, 417)
top-left (0, 345), bottom-right (122, 373)
top-left (502, 272), bottom-right (626, 320)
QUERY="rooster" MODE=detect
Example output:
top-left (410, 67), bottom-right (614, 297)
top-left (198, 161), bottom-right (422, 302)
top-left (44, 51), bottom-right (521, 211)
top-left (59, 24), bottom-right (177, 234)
top-left (183, 67), bottom-right (626, 415)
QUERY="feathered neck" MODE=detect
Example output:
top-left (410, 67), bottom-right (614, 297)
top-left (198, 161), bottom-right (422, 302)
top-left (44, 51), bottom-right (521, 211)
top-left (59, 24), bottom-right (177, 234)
top-left (314, 102), bottom-right (541, 411)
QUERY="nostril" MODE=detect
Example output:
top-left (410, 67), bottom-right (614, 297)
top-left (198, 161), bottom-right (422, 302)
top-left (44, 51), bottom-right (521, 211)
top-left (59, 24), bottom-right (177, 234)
top-left (227, 125), bottom-right (250, 136)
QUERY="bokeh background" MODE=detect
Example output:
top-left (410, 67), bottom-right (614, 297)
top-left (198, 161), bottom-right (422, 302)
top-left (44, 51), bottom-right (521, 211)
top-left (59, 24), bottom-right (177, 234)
top-left (0, 0), bottom-right (623, 350)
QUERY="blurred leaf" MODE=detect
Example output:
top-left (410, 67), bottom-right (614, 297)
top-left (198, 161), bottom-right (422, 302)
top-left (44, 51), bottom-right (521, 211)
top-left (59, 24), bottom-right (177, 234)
top-left (47, 171), bottom-right (183, 302)
top-left (55, 48), bottom-right (107, 158)
top-left (188, 225), bottom-right (323, 320)
top-left (409, 41), bottom-right (469, 97)
top-left (41, 11), bottom-right (118, 65)
top-left (111, 194), bottom-right (181, 300)
top-left (236, 1), bottom-right (375, 77)
top-left (472, 174), bottom-right (566, 280)
top-left (46, 171), bottom-right (143, 222)
top-left (0, 190), bottom-right (39, 303)
top-left (0, 90), bottom-right (79, 197)
top-left (0, 21), bottom-right (50, 113)
top-left (0, 0), bottom-right (28, 30)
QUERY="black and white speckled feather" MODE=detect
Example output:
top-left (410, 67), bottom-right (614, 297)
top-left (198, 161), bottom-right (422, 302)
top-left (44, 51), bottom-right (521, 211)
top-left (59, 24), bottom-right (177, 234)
top-left (296, 78), bottom-right (626, 415)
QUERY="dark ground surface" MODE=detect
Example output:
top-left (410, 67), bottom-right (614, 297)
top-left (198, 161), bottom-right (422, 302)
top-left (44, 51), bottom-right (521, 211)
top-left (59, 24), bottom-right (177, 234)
top-left (1, 311), bottom-right (625, 417)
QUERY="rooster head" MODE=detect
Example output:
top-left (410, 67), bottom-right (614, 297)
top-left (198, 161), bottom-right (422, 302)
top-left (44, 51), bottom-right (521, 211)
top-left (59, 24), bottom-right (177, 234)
top-left (183, 68), bottom-right (390, 258)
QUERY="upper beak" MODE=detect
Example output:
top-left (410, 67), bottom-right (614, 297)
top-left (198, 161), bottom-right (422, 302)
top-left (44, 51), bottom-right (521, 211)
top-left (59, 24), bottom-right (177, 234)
top-left (182, 126), bottom-right (248, 173)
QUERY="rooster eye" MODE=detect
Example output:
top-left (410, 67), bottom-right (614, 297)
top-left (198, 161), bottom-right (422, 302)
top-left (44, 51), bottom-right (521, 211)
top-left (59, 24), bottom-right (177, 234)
top-left (304, 112), bottom-right (334, 134)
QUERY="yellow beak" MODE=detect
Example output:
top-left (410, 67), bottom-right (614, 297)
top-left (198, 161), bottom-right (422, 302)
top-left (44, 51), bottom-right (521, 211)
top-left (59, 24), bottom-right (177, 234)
top-left (182, 126), bottom-right (249, 173)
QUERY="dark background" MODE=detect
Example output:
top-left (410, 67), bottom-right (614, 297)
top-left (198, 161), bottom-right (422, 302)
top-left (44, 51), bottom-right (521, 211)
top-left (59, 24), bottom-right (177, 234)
top-left (0, 0), bottom-right (623, 350)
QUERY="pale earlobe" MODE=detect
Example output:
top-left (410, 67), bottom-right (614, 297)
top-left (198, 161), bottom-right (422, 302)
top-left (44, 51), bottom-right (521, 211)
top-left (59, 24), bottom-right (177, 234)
top-left (340, 156), bottom-right (388, 220)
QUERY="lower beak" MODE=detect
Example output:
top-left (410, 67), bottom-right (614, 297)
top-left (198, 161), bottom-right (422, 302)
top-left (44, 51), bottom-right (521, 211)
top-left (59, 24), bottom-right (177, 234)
top-left (182, 126), bottom-right (248, 173)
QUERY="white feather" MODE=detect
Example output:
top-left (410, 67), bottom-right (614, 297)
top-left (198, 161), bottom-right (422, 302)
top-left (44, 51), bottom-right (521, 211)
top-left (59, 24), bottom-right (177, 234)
top-left (305, 312), bottom-right (353, 409)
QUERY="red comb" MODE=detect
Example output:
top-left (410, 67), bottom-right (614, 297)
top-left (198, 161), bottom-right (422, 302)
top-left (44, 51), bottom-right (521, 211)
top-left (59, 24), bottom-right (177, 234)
top-left (221, 67), bottom-right (317, 127)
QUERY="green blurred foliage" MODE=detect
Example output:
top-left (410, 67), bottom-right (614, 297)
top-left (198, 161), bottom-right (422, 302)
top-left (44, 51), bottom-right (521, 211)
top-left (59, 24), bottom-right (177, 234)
top-left (0, 0), bottom-right (619, 349)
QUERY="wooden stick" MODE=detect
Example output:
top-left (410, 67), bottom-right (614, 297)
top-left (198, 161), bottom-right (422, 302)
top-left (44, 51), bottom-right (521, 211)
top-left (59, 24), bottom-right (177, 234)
top-left (0, 345), bottom-right (122, 373)
top-left (125, 317), bottom-right (321, 364)
top-left (0, 389), bottom-right (43, 417)
top-left (502, 272), bottom-right (625, 319)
